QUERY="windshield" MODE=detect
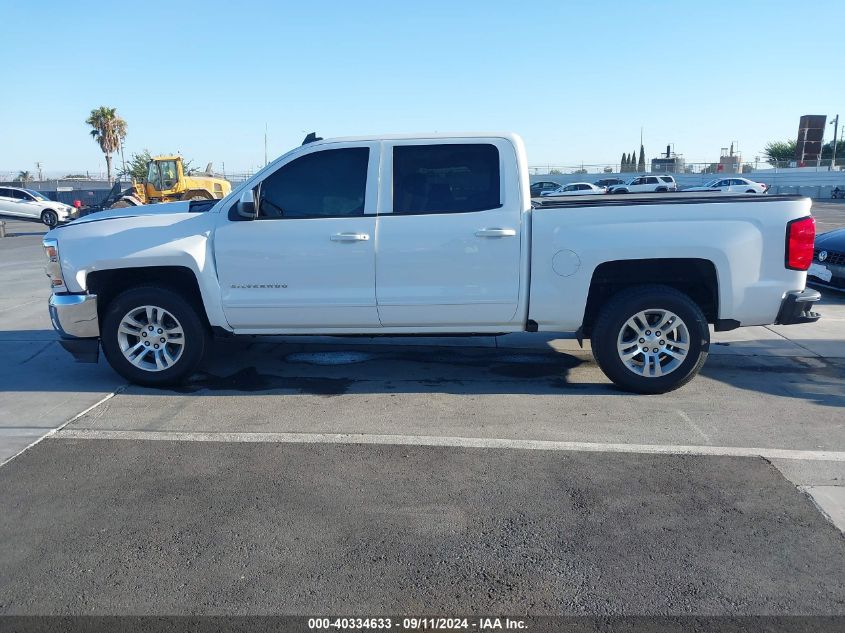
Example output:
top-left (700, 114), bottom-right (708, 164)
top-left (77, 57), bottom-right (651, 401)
top-left (147, 160), bottom-right (179, 190)
top-left (703, 179), bottom-right (720, 187)
top-left (24, 189), bottom-right (49, 201)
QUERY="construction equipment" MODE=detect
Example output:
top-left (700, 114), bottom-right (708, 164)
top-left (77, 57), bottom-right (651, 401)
top-left (113, 155), bottom-right (231, 207)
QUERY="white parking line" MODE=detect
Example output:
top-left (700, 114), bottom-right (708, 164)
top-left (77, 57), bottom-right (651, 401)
top-left (54, 429), bottom-right (845, 462)
top-left (0, 387), bottom-right (125, 469)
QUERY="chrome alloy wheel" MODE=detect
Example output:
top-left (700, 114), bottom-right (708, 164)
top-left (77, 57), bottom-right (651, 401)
top-left (117, 305), bottom-right (185, 372)
top-left (616, 308), bottom-right (690, 378)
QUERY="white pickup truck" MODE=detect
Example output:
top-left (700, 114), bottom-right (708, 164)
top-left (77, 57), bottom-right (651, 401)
top-left (44, 133), bottom-right (821, 393)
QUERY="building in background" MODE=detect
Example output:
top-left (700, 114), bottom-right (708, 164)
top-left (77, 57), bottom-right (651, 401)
top-left (718, 144), bottom-right (741, 173)
top-left (795, 115), bottom-right (827, 166)
top-left (651, 145), bottom-right (685, 173)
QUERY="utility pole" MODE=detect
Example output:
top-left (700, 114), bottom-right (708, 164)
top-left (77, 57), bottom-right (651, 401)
top-left (35, 162), bottom-right (43, 181)
top-left (120, 140), bottom-right (127, 183)
top-left (830, 115), bottom-right (839, 171)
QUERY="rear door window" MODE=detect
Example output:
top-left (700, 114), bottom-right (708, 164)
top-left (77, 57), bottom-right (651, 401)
top-left (393, 144), bottom-right (501, 214)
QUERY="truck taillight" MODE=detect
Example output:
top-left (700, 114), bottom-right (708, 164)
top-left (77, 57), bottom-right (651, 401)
top-left (785, 216), bottom-right (815, 270)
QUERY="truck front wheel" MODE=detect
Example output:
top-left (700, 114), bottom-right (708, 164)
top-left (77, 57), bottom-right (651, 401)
top-left (101, 286), bottom-right (208, 387)
top-left (590, 285), bottom-right (709, 394)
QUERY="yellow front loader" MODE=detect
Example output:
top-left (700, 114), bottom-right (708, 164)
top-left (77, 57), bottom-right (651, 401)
top-left (119, 155), bottom-right (231, 206)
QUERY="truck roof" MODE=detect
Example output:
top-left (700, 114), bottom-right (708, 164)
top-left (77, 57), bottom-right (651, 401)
top-left (306, 132), bottom-right (523, 145)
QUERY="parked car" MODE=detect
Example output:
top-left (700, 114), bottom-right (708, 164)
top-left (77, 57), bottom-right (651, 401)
top-left (540, 182), bottom-right (606, 196)
top-left (530, 180), bottom-right (562, 197)
top-left (684, 177), bottom-right (768, 194)
top-left (607, 175), bottom-right (677, 194)
top-left (807, 228), bottom-right (845, 292)
top-left (43, 132), bottom-right (820, 394)
top-left (594, 178), bottom-right (625, 188)
top-left (0, 187), bottom-right (77, 227)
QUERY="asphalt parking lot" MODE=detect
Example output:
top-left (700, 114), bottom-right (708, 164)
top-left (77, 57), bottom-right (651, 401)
top-left (1, 203), bottom-right (844, 617)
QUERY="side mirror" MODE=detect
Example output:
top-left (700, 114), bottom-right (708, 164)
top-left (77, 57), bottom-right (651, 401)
top-left (237, 189), bottom-right (256, 219)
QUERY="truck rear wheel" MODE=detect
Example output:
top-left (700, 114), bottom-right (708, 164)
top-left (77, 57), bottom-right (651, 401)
top-left (101, 286), bottom-right (208, 387)
top-left (590, 285), bottom-right (709, 394)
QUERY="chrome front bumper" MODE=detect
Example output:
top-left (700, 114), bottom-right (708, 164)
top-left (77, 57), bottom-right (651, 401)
top-left (49, 293), bottom-right (99, 338)
top-left (49, 294), bottom-right (100, 363)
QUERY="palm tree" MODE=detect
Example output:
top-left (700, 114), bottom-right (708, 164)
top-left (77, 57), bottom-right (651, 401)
top-left (85, 106), bottom-right (127, 183)
top-left (16, 170), bottom-right (33, 184)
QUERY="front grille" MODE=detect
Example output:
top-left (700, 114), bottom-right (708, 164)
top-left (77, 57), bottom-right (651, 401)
top-left (814, 249), bottom-right (845, 266)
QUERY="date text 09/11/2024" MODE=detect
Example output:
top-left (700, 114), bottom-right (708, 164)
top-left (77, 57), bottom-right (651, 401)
top-left (307, 617), bottom-right (527, 630)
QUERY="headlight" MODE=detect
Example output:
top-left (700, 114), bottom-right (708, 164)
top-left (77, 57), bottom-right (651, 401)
top-left (43, 237), bottom-right (67, 291)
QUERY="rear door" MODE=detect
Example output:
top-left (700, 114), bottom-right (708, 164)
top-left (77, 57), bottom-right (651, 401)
top-left (0, 188), bottom-right (18, 216)
top-left (375, 139), bottom-right (523, 327)
top-left (213, 142), bottom-right (381, 330)
top-left (628, 177), bottom-right (646, 192)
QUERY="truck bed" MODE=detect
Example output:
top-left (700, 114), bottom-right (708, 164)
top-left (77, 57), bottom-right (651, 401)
top-left (532, 192), bottom-right (804, 209)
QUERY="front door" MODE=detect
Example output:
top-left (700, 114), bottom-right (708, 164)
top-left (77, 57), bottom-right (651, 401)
top-left (376, 140), bottom-right (523, 328)
top-left (213, 143), bottom-right (381, 330)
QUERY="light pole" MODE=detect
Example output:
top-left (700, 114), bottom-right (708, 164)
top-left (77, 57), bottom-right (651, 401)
top-left (830, 115), bottom-right (839, 171)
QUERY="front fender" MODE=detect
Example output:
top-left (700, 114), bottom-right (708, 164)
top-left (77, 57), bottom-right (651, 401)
top-left (48, 211), bottom-right (229, 329)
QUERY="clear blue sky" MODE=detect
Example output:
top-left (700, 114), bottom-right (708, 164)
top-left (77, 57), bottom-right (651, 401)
top-left (1, 0), bottom-right (843, 176)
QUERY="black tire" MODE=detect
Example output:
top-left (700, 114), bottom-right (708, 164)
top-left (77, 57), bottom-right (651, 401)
top-left (590, 285), bottom-right (709, 394)
top-left (612, 188), bottom-right (628, 194)
top-left (745, 189), bottom-right (757, 194)
top-left (41, 209), bottom-right (58, 228)
top-left (655, 187), bottom-right (668, 192)
top-left (101, 286), bottom-right (209, 387)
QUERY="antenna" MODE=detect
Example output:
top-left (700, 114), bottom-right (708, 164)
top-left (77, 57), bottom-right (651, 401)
top-left (264, 123), bottom-right (268, 167)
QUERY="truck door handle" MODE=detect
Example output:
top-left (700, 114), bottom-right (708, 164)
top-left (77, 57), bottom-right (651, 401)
top-left (475, 228), bottom-right (516, 238)
top-left (330, 232), bottom-right (370, 242)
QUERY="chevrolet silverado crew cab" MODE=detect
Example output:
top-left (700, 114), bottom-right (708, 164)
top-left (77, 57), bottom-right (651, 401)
top-left (44, 133), bottom-right (821, 394)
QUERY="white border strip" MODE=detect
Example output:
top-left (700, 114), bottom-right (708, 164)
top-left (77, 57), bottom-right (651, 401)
top-left (53, 429), bottom-right (845, 462)
top-left (0, 387), bottom-right (125, 469)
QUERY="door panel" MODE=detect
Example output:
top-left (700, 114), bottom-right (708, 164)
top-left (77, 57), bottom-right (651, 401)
top-left (375, 140), bottom-right (522, 328)
top-left (215, 215), bottom-right (378, 329)
top-left (213, 143), bottom-right (381, 330)
top-left (376, 209), bottom-right (521, 326)
top-left (0, 190), bottom-right (21, 216)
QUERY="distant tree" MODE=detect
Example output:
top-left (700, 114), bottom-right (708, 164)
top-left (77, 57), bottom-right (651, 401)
top-left (62, 174), bottom-right (91, 179)
top-left (573, 168), bottom-right (588, 174)
top-left (15, 170), bottom-right (33, 184)
top-left (86, 106), bottom-right (128, 183)
top-left (762, 140), bottom-right (797, 165)
top-left (632, 150), bottom-right (638, 172)
top-left (118, 150), bottom-right (195, 182)
top-left (119, 149), bottom-right (153, 182)
top-left (621, 153), bottom-right (628, 172)
top-left (821, 141), bottom-right (845, 166)
top-left (741, 163), bottom-right (754, 173)
top-left (549, 168), bottom-right (563, 175)
top-left (638, 145), bottom-right (645, 172)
